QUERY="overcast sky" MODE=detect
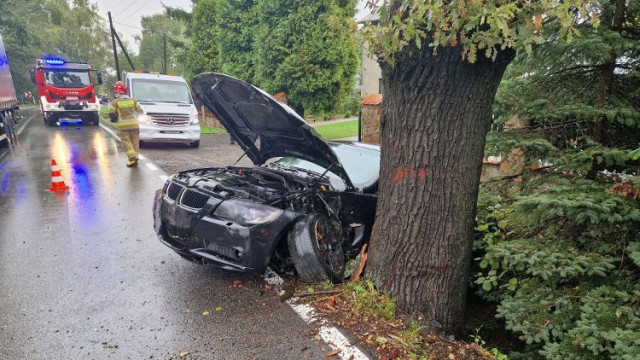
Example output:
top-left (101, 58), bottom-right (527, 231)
top-left (94, 0), bottom-right (370, 53)
top-left (94, 0), bottom-right (193, 52)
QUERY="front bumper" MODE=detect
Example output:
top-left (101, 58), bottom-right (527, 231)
top-left (45, 101), bottom-right (100, 112)
top-left (139, 124), bottom-right (200, 143)
top-left (152, 189), bottom-right (297, 273)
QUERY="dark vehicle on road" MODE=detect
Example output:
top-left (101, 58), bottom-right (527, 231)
top-left (99, 95), bottom-right (109, 104)
top-left (153, 73), bottom-right (380, 282)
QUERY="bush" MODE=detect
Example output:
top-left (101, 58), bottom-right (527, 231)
top-left (473, 175), bottom-right (640, 360)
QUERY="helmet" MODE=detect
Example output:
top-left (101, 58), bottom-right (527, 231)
top-left (113, 81), bottom-right (127, 94)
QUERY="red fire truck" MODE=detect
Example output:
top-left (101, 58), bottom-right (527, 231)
top-left (30, 56), bottom-right (103, 126)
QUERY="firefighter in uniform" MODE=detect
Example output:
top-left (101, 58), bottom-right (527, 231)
top-left (109, 81), bottom-right (142, 167)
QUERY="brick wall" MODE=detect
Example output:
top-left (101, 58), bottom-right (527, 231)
top-left (361, 94), bottom-right (382, 145)
top-left (362, 104), bottom-right (381, 144)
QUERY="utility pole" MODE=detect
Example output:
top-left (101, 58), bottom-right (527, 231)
top-left (113, 30), bottom-right (136, 71)
top-left (108, 11), bottom-right (121, 81)
top-left (163, 34), bottom-right (168, 74)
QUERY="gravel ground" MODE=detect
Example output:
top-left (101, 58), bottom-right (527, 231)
top-left (140, 134), bottom-right (254, 174)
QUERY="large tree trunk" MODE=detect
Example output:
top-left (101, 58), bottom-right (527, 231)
top-left (367, 45), bottom-right (513, 336)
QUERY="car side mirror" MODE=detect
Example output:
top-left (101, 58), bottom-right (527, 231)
top-left (97, 71), bottom-right (103, 85)
top-left (29, 68), bottom-right (36, 84)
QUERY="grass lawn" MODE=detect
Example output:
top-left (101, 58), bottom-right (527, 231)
top-left (313, 120), bottom-right (358, 139)
top-left (201, 125), bottom-right (228, 134)
top-left (99, 105), bottom-right (117, 129)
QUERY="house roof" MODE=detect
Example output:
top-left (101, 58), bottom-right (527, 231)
top-left (362, 94), bottom-right (382, 105)
top-left (273, 91), bottom-right (287, 102)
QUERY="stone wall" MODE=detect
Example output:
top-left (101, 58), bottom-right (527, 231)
top-left (361, 94), bottom-right (382, 144)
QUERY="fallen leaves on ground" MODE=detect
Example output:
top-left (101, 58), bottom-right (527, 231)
top-left (326, 349), bottom-right (341, 357)
top-left (296, 283), bottom-right (496, 360)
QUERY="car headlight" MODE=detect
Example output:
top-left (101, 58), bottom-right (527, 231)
top-left (213, 200), bottom-right (283, 225)
top-left (137, 114), bottom-right (151, 125)
top-left (190, 114), bottom-right (199, 125)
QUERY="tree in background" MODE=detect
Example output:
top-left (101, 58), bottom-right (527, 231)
top-left (215, 0), bottom-right (258, 83)
top-left (44, 0), bottom-right (110, 70)
top-left (135, 14), bottom-right (188, 75)
top-left (253, 0), bottom-right (358, 116)
top-left (0, 0), bottom-right (42, 93)
top-left (0, 0), bottom-right (111, 95)
top-left (186, 0), bottom-right (219, 78)
top-left (361, 1), bottom-right (604, 336)
top-left (186, 0), bottom-right (359, 117)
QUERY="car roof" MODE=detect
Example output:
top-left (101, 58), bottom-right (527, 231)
top-left (125, 73), bottom-right (186, 82)
top-left (326, 141), bottom-right (380, 152)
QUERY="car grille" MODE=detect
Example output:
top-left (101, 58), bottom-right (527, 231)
top-left (148, 113), bottom-right (190, 127)
top-left (166, 182), bottom-right (184, 201)
top-left (208, 243), bottom-right (239, 260)
top-left (180, 189), bottom-right (210, 209)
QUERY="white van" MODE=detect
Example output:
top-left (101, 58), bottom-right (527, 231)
top-left (124, 72), bottom-right (201, 147)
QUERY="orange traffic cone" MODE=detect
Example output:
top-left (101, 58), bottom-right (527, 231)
top-left (48, 159), bottom-right (69, 192)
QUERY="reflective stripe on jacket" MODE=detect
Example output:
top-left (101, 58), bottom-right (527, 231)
top-left (109, 95), bottom-right (142, 130)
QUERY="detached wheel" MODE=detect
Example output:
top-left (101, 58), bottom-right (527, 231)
top-left (189, 140), bottom-right (200, 148)
top-left (288, 214), bottom-right (345, 283)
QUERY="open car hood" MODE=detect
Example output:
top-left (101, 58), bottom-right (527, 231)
top-left (191, 73), bottom-right (354, 190)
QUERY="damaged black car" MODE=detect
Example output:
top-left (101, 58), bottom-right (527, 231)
top-left (152, 73), bottom-right (380, 282)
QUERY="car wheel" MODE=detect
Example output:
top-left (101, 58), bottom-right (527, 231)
top-left (0, 114), bottom-right (7, 148)
top-left (46, 114), bottom-right (57, 127)
top-left (287, 214), bottom-right (345, 283)
top-left (189, 140), bottom-right (200, 148)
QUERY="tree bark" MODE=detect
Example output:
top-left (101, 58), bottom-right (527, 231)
top-left (593, 0), bottom-right (627, 144)
top-left (367, 45), bottom-right (513, 336)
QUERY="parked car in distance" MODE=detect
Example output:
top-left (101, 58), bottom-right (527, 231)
top-left (153, 73), bottom-right (380, 282)
top-left (99, 95), bottom-right (109, 104)
top-left (123, 71), bottom-right (201, 148)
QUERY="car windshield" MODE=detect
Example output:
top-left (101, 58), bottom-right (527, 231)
top-left (131, 79), bottom-right (192, 104)
top-left (274, 143), bottom-right (380, 189)
top-left (45, 70), bottom-right (91, 88)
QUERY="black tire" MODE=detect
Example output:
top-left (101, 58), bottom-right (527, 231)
top-left (46, 113), bottom-right (57, 127)
top-left (87, 112), bottom-right (99, 126)
top-left (0, 114), bottom-right (7, 148)
top-left (5, 111), bottom-right (17, 144)
top-left (189, 140), bottom-right (200, 148)
top-left (287, 214), bottom-right (345, 283)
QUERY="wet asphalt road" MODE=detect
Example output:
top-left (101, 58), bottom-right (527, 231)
top-left (139, 134), bottom-right (252, 175)
top-left (0, 109), bottom-right (329, 360)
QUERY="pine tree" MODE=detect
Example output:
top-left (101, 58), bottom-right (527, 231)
top-left (474, 1), bottom-right (640, 358)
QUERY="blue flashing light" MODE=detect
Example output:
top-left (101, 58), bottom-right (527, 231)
top-left (43, 58), bottom-right (65, 65)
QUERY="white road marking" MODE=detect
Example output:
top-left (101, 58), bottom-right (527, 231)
top-left (159, 175), bottom-right (168, 182)
top-left (145, 162), bottom-right (158, 171)
top-left (99, 123), bottom-right (121, 141)
top-left (262, 269), bottom-right (370, 360)
top-left (138, 154), bottom-right (146, 160)
top-left (17, 113), bottom-right (34, 136)
top-left (288, 302), bottom-right (370, 360)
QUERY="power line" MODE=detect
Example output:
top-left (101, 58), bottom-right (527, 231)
top-left (114, 1), bottom-right (138, 18)
top-left (120, 0), bottom-right (154, 22)
top-left (115, 21), bottom-right (143, 31)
